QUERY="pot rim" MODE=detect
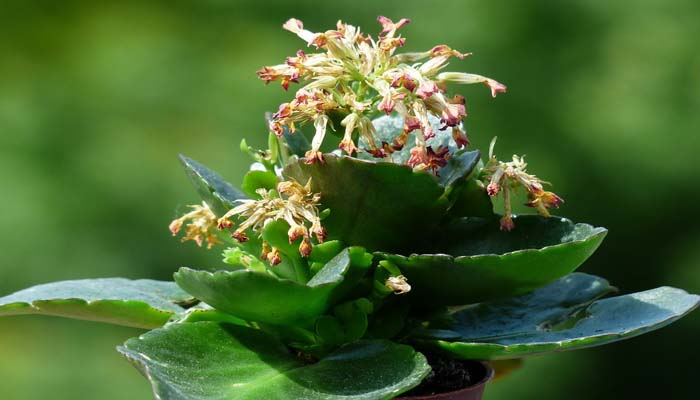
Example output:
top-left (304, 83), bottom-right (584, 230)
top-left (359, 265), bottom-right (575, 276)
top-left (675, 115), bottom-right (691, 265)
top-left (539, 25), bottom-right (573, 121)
top-left (398, 360), bottom-right (494, 400)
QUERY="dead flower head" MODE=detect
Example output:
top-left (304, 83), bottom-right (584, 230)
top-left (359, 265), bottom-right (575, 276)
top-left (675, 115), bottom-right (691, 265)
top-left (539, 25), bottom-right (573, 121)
top-left (481, 138), bottom-right (564, 231)
top-left (385, 275), bottom-right (411, 295)
top-left (217, 178), bottom-right (326, 263)
top-left (259, 16), bottom-right (505, 170)
top-left (169, 202), bottom-right (222, 249)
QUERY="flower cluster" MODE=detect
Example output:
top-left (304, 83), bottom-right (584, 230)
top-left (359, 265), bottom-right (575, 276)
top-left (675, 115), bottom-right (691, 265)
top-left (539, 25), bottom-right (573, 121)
top-left (217, 179), bottom-right (326, 264)
top-left (169, 202), bottom-right (222, 249)
top-left (481, 139), bottom-right (564, 231)
top-left (259, 16), bottom-right (506, 168)
top-left (169, 179), bottom-right (326, 263)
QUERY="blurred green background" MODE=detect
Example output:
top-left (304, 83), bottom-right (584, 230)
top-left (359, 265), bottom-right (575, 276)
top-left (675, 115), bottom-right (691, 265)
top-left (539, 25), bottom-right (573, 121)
top-left (1, 0), bottom-right (698, 398)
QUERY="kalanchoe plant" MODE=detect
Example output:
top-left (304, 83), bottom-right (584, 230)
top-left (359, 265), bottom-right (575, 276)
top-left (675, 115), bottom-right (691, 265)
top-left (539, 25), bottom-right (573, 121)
top-left (1, 17), bottom-right (698, 400)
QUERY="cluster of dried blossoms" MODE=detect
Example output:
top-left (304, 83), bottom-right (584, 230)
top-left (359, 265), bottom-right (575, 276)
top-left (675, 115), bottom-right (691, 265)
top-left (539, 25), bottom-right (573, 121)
top-left (170, 179), bottom-right (326, 264)
top-left (169, 202), bottom-right (222, 249)
top-left (170, 16), bottom-right (563, 257)
top-left (481, 139), bottom-right (564, 231)
top-left (258, 16), bottom-right (506, 167)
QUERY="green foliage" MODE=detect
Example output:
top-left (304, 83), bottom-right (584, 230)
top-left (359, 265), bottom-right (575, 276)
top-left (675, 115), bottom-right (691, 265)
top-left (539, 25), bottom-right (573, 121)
top-left (4, 82), bottom-right (696, 400)
top-left (173, 247), bottom-right (372, 327)
top-left (241, 170), bottom-right (278, 199)
top-left (411, 273), bottom-right (699, 359)
top-left (284, 155), bottom-right (449, 253)
top-left (378, 216), bottom-right (607, 305)
top-left (446, 178), bottom-right (494, 219)
top-left (118, 322), bottom-right (430, 400)
top-left (436, 150), bottom-right (482, 190)
top-left (0, 279), bottom-right (193, 329)
top-left (179, 155), bottom-right (246, 216)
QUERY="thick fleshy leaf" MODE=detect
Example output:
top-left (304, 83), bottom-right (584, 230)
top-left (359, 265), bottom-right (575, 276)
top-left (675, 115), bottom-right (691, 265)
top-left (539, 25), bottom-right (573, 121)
top-left (179, 155), bottom-right (246, 216)
top-left (0, 279), bottom-right (193, 329)
top-left (241, 170), bottom-right (278, 199)
top-left (174, 247), bottom-right (372, 326)
top-left (446, 178), bottom-right (494, 218)
top-left (261, 220), bottom-right (310, 283)
top-left (168, 301), bottom-right (248, 325)
top-left (411, 273), bottom-right (700, 360)
top-left (379, 216), bottom-right (607, 305)
top-left (283, 128), bottom-right (311, 158)
top-left (436, 150), bottom-right (481, 190)
top-left (118, 322), bottom-right (429, 400)
top-left (284, 155), bottom-right (448, 253)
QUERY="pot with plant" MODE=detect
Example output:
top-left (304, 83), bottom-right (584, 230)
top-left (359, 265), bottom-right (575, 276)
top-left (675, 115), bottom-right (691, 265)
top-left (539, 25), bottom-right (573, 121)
top-left (1, 17), bottom-right (697, 400)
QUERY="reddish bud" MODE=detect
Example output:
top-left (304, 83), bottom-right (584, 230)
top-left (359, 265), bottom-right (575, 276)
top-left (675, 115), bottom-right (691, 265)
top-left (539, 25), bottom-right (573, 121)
top-left (299, 237), bottom-right (312, 257)
top-left (217, 218), bottom-right (235, 230)
top-left (452, 127), bottom-right (469, 149)
top-left (486, 182), bottom-right (500, 196)
top-left (268, 248), bottom-right (282, 266)
top-left (169, 219), bottom-right (183, 236)
top-left (232, 231), bottom-right (249, 243)
top-left (500, 215), bottom-right (515, 231)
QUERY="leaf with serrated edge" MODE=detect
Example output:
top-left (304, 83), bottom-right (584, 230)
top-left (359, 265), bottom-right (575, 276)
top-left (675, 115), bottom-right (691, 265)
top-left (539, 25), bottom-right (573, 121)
top-left (0, 279), bottom-right (193, 329)
top-left (378, 216), bottom-right (607, 305)
top-left (411, 273), bottom-right (700, 360)
top-left (118, 321), bottom-right (429, 400)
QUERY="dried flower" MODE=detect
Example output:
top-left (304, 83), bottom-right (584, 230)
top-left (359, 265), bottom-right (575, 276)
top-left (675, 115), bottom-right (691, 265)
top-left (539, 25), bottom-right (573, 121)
top-left (216, 179), bottom-right (325, 261)
top-left (259, 16), bottom-right (505, 166)
top-left (169, 202), bottom-right (222, 249)
top-left (481, 138), bottom-right (564, 231)
top-left (385, 275), bottom-right (411, 295)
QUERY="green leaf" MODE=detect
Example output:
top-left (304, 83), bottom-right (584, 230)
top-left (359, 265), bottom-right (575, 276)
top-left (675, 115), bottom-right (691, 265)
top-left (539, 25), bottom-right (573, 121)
top-left (378, 216), bottom-right (607, 305)
top-left (436, 150), bottom-right (481, 190)
top-left (179, 154), bottom-right (247, 216)
top-left (170, 303), bottom-right (248, 326)
top-left (119, 322), bottom-right (429, 400)
top-left (446, 178), bottom-right (494, 218)
top-left (284, 154), bottom-right (448, 252)
top-left (411, 273), bottom-right (700, 360)
top-left (368, 299), bottom-right (411, 339)
top-left (222, 247), bottom-right (266, 272)
top-left (315, 315), bottom-right (346, 346)
top-left (0, 279), bottom-right (193, 329)
top-left (283, 128), bottom-right (311, 158)
top-left (241, 170), bottom-right (278, 199)
top-left (261, 220), bottom-right (310, 283)
top-left (174, 247), bottom-right (371, 326)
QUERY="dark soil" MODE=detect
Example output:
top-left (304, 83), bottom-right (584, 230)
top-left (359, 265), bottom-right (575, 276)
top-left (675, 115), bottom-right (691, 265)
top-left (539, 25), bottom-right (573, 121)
top-left (401, 353), bottom-right (487, 397)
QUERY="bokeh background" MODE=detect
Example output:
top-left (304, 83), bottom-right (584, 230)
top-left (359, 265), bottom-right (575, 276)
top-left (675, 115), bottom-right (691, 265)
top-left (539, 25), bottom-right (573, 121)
top-left (1, 0), bottom-right (698, 398)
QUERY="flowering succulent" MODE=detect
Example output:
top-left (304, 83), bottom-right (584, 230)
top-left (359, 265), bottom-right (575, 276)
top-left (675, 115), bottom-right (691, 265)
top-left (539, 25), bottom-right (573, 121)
top-left (1, 17), bottom-right (698, 400)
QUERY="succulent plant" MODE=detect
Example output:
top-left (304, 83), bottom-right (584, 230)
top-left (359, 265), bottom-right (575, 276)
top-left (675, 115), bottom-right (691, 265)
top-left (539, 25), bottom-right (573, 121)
top-left (1, 17), bottom-right (697, 400)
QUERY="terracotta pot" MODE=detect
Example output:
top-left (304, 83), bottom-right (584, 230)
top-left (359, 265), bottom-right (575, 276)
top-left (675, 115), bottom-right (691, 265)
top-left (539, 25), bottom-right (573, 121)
top-left (397, 361), bottom-right (494, 400)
